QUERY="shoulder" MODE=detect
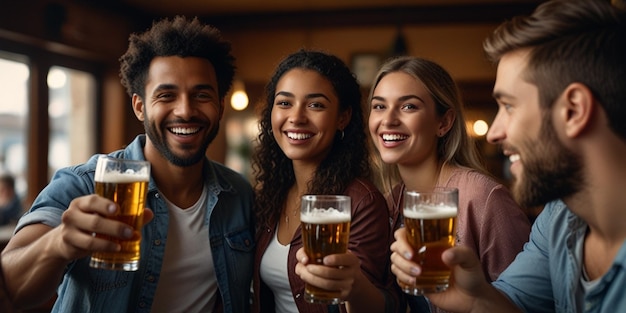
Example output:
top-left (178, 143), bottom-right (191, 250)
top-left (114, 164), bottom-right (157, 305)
top-left (206, 160), bottom-right (253, 195)
top-left (210, 161), bottom-right (248, 181)
top-left (344, 178), bottom-right (386, 204)
top-left (449, 167), bottom-right (501, 189)
top-left (344, 178), bottom-right (388, 213)
top-left (537, 200), bottom-right (572, 225)
top-left (345, 177), bottom-right (381, 195)
top-left (43, 154), bottom-right (104, 193)
top-left (449, 167), bottom-right (513, 199)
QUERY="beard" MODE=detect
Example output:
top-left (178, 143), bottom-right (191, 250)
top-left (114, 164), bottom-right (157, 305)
top-left (512, 116), bottom-right (584, 208)
top-left (144, 118), bottom-right (219, 167)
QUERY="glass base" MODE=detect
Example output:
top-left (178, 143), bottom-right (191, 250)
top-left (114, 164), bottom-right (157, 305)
top-left (304, 292), bottom-right (343, 305)
top-left (89, 259), bottom-right (138, 271)
top-left (402, 283), bottom-right (449, 296)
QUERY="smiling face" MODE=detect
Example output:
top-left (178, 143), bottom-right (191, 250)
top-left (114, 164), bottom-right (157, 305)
top-left (133, 56), bottom-right (223, 167)
top-left (271, 68), bottom-right (350, 166)
top-left (488, 49), bottom-right (583, 207)
top-left (369, 71), bottom-right (447, 168)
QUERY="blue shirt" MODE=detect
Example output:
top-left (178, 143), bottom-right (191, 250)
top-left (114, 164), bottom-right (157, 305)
top-left (493, 200), bottom-right (626, 313)
top-left (15, 135), bottom-right (255, 313)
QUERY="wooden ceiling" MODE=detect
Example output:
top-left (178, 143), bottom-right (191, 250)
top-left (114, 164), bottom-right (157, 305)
top-left (119, 0), bottom-right (542, 15)
top-left (111, 0), bottom-right (544, 30)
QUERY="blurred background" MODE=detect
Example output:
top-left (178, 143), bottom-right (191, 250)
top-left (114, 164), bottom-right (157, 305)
top-left (0, 0), bottom-right (546, 210)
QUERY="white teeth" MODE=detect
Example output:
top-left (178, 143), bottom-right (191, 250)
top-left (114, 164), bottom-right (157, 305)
top-left (382, 134), bottom-right (408, 141)
top-left (509, 154), bottom-right (520, 163)
top-left (170, 127), bottom-right (200, 135)
top-left (287, 132), bottom-right (312, 140)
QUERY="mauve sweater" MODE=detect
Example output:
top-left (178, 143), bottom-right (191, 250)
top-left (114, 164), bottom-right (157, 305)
top-left (388, 167), bottom-right (532, 313)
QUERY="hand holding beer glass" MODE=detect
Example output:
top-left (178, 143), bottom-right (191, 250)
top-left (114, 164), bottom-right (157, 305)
top-left (89, 156), bottom-right (150, 271)
top-left (401, 187), bottom-right (458, 295)
top-left (300, 195), bottom-right (351, 304)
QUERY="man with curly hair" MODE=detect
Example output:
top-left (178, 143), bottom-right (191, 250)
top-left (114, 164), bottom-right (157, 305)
top-left (1, 16), bottom-right (254, 313)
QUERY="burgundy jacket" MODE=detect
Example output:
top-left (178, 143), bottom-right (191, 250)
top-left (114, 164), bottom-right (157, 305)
top-left (252, 178), bottom-right (399, 313)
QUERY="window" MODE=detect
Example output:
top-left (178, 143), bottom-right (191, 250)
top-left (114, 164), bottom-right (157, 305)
top-left (0, 54), bottom-right (29, 199)
top-left (48, 66), bottom-right (96, 177)
top-left (0, 48), bottom-right (99, 207)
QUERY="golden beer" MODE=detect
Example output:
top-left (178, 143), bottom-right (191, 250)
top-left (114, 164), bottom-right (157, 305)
top-left (90, 156), bottom-right (150, 271)
top-left (401, 188), bottom-right (458, 295)
top-left (300, 195), bottom-right (351, 304)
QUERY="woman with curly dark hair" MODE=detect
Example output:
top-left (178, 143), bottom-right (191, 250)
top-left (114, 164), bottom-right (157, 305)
top-left (251, 50), bottom-right (398, 313)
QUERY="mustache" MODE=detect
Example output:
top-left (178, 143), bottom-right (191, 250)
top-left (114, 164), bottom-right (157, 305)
top-left (499, 143), bottom-right (520, 155)
top-left (164, 117), bottom-right (208, 125)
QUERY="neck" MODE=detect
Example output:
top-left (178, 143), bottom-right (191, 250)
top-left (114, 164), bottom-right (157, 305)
top-left (291, 160), bottom-right (318, 193)
top-left (398, 158), bottom-right (445, 191)
top-left (567, 132), bottom-right (626, 242)
top-left (143, 145), bottom-right (205, 208)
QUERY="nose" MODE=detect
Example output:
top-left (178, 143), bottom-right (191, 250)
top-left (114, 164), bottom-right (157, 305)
top-left (486, 109), bottom-right (505, 144)
top-left (173, 95), bottom-right (194, 119)
top-left (288, 105), bottom-right (307, 124)
top-left (380, 109), bottom-right (400, 127)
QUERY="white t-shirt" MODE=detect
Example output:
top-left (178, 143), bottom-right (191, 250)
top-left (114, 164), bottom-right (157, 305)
top-left (151, 187), bottom-right (218, 312)
top-left (259, 228), bottom-right (298, 313)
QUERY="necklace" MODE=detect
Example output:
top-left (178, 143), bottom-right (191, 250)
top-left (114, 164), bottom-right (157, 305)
top-left (284, 206), bottom-right (298, 227)
top-left (283, 188), bottom-right (301, 227)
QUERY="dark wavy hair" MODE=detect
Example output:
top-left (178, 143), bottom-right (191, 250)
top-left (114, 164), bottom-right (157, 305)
top-left (252, 50), bottom-right (370, 232)
top-left (484, 0), bottom-right (626, 140)
top-left (119, 15), bottom-right (236, 101)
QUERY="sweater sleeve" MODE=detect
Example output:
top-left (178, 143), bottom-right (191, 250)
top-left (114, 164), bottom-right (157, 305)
top-left (345, 179), bottom-right (392, 290)
top-left (476, 184), bottom-right (532, 281)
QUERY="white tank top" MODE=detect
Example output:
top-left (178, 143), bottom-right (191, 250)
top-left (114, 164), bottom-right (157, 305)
top-left (151, 186), bottom-right (218, 312)
top-left (259, 227), bottom-right (299, 313)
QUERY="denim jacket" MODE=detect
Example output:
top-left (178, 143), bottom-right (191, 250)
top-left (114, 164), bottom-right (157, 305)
top-left (15, 135), bottom-right (255, 313)
top-left (493, 199), bottom-right (626, 313)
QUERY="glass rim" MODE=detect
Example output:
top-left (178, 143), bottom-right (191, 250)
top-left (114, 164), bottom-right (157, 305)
top-left (301, 195), bottom-right (351, 201)
top-left (97, 155), bottom-right (150, 166)
top-left (404, 187), bottom-right (458, 197)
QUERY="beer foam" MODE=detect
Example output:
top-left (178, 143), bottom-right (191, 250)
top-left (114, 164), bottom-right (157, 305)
top-left (403, 204), bottom-right (457, 219)
top-left (95, 161), bottom-right (150, 183)
top-left (301, 208), bottom-right (351, 223)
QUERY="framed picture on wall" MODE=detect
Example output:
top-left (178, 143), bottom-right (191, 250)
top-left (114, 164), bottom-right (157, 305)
top-left (351, 52), bottom-right (382, 87)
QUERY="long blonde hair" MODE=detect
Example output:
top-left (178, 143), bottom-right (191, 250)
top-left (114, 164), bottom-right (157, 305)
top-left (368, 56), bottom-right (488, 194)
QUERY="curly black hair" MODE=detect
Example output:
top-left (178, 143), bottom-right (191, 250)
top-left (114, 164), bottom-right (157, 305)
top-left (119, 16), bottom-right (235, 101)
top-left (252, 49), bottom-right (371, 233)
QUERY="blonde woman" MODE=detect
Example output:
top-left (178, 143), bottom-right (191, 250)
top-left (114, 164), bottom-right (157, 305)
top-left (369, 56), bottom-right (531, 312)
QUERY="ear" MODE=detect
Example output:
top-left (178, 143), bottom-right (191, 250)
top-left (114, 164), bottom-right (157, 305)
top-left (560, 82), bottom-right (593, 138)
top-left (338, 107), bottom-right (352, 130)
top-left (437, 109), bottom-right (455, 137)
top-left (132, 94), bottom-right (145, 121)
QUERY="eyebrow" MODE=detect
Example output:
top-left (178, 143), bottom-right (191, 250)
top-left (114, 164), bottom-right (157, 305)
top-left (153, 83), bottom-right (217, 93)
top-left (275, 91), bottom-right (331, 102)
top-left (371, 94), bottom-right (425, 103)
top-left (492, 91), bottom-right (513, 101)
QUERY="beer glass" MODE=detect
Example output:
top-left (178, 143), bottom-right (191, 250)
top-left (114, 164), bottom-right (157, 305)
top-left (401, 187), bottom-right (458, 295)
top-left (300, 195), bottom-right (351, 304)
top-left (89, 156), bottom-right (150, 271)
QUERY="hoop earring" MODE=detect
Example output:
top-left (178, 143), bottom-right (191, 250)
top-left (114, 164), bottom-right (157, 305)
top-left (340, 130), bottom-right (345, 140)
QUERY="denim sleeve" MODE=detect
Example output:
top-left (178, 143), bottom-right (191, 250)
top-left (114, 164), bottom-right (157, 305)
top-left (492, 202), bottom-right (557, 313)
top-left (15, 160), bottom-right (97, 233)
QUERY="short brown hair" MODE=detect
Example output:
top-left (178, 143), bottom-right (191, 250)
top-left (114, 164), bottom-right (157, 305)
top-left (484, 0), bottom-right (626, 139)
